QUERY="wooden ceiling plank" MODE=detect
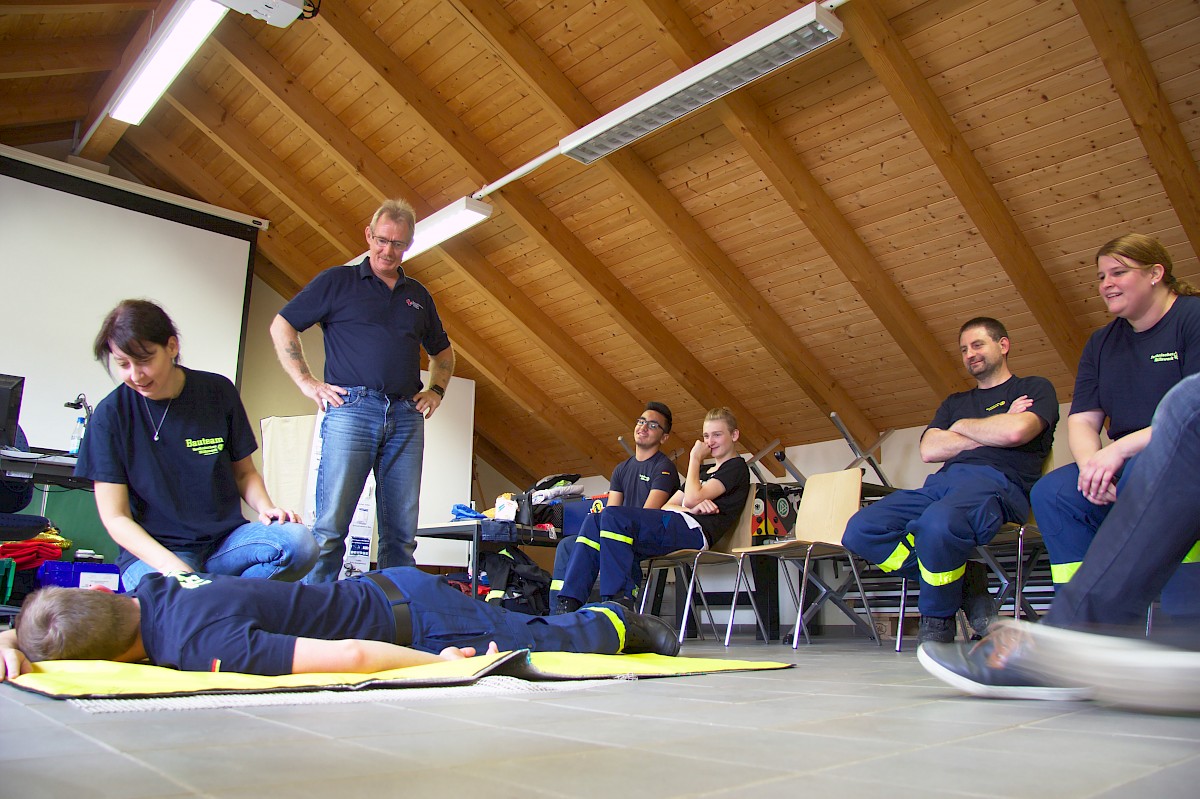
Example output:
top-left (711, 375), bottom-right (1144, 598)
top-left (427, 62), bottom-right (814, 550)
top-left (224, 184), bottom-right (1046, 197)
top-left (316, 1), bottom-right (786, 472)
top-left (442, 307), bottom-right (620, 475)
top-left (1072, 0), bottom-right (1200, 261)
top-left (210, 21), bottom-right (655, 436)
top-left (0, 35), bottom-right (124, 78)
top-left (838, 0), bottom-right (1088, 372)
top-left (164, 80), bottom-right (358, 258)
top-left (629, 0), bottom-right (968, 413)
top-left (473, 432), bottom-right (538, 492)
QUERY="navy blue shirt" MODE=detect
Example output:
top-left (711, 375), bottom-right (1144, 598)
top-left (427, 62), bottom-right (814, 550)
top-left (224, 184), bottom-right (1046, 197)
top-left (1071, 294), bottom-right (1200, 440)
top-left (610, 450), bottom-right (679, 507)
top-left (74, 369), bottom-right (256, 571)
top-left (279, 258), bottom-right (451, 397)
top-left (135, 572), bottom-right (394, 675)
top-left (926, 374), bottom-right (1059, 493)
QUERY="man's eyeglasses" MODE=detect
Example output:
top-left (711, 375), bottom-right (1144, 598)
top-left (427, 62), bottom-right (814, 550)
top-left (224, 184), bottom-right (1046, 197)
top-left (635, 418), bottom-right (663, 431)
top-left (371, 235), bottom-right (412, 250)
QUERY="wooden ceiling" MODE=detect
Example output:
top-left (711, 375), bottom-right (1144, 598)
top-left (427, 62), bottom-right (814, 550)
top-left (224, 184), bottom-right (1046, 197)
top-left (2, 0), bottom-right (1198, 486)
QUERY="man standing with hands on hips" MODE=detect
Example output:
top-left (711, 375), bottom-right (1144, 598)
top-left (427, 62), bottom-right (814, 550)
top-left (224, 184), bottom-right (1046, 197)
top-left (271, 199), bottom-right (455, 582)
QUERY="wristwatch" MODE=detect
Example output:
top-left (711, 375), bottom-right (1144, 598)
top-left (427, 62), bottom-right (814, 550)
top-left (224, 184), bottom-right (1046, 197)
top-left (429, 384), bottom-right (446, 398)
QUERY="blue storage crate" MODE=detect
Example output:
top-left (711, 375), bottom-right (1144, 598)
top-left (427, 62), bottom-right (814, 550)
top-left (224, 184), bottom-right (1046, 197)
top-left (37, 560), bottom-right (122, 592)
top-left (561, 495), bottom-right (608, 537)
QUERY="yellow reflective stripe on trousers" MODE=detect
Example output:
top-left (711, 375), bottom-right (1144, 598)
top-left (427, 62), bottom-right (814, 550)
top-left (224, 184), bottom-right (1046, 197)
top-left (919, 560), bottom-right (966, 587)
top-left (588, 604), bottom-right (626, 653)
top-left (600, 530), bottom-right (634, 546)
top-left (578, 536), bottom-right (600, 551)
top-left (549, 579), bottom-right (563, 591)
top-left (878, 539), bottom-right (911, 572)
top-left (1051, 561), bottom-right (1082, 584)
top-left (1183, 541), bottom-right (1200, 564)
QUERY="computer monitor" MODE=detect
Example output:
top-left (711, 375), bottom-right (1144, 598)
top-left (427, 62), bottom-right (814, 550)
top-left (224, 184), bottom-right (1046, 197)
top-left (0, 374), bottom-right (24, 448)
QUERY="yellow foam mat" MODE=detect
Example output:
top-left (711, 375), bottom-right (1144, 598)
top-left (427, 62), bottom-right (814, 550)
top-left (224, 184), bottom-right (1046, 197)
top-left (8, 651), bottom-right (791, 700)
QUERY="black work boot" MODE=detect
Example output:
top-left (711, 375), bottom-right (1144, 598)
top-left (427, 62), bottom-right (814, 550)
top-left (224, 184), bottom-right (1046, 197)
top-left (599, 603), bottom-right (680, 656)
top-left (960, 561), bottom-right (995, 638)
top-left (555, 596), bottom-right (582, 615)
top-left (918, 615), bottom-right (957, 645)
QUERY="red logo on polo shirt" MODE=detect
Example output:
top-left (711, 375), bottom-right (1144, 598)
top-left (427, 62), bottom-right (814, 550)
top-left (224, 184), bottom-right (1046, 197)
top-left (406, 298), bottom-right (423, 310)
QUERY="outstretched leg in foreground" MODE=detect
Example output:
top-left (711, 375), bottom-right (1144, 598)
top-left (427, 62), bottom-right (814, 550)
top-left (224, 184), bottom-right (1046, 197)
top-left (917, 374), bottom-right (1200, 711)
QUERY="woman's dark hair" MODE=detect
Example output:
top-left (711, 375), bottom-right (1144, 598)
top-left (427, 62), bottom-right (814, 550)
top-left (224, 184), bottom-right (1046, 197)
top-left (93, 299), bottom-right (180, 371)
top-left (1097, 234), bottom-right (1198, 297)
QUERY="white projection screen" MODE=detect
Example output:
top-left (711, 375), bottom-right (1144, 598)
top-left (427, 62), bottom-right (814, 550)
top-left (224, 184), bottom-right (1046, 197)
top-left (0, 146), bottom-right (261, 451)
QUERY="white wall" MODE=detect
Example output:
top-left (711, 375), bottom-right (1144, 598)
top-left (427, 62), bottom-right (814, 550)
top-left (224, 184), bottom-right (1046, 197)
top-left (240, 276), bottom-right (328, 473)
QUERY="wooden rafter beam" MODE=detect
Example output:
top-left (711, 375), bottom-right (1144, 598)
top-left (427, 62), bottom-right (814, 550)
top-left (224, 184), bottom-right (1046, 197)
top-left (0, 89), bottom-right (89, 126)
top-left (0, 1), bottom-right (155, 10)
top-left (474, 433), bottom-right (537, 493)
top-left (442, 309), bottom-right (622, 476)
top-left (0, 121), bottom-right (76, 146)
top-left (838, 0), bottom-right (1088, 372)
top-left (1072, 0), bottom-right (1200, 261)
top-left (628, 0), bottom-right (967, 407)
top-left (74, 0), bottom-right (181, 162)
top-left (163, 80), bottom-right (358, 258)
top-left (474, 410), bottom-right (553, 484)
top-left (0, 35), bottom-right (124, 78)
top-left (210, 19), bottom-right (669, 442)
top-left (314, 3), bottom-right (785, 473)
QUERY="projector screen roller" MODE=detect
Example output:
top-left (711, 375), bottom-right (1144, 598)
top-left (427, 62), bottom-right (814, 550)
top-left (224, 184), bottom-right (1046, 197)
top-left (0, 148), bottom-right (260, 452)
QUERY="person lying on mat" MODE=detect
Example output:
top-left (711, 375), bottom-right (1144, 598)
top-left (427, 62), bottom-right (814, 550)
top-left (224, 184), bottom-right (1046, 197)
top-left (555, 407), bottom-right (751, 611)
top-left (0, 566), bottom-right (679, 679)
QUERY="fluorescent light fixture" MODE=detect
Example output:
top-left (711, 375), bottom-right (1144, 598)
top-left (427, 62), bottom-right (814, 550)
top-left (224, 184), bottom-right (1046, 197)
top-left (559, 2), bottom-right (843, 164)
top-left (406, 196), bottom-right (494, 259)
top-left (109, 0), bottom-right (229, 125)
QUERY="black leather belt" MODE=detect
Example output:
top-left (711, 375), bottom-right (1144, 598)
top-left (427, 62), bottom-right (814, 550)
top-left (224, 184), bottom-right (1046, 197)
top-left (363, 573), bottom-right (413, 646)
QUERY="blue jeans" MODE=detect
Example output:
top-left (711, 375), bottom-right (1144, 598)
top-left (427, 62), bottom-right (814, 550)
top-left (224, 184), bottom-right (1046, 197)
top-left (841, 464), bottom-right (1029, 617)
top-left (371, 568), bottom-right (623, 654)
top-left (1046, 373), bottom-right (1200, 636)
top-left (120, 519), bottom-right (318, 591)
top-left (306, 387), bottom-right (425, 583)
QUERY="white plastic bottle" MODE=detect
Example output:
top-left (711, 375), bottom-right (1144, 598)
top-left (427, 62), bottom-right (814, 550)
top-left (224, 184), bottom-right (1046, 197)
top-left (68, 416), bottom-right (86, 456)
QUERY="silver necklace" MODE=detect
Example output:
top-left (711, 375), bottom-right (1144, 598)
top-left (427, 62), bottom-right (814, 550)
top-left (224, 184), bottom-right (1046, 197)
top-left (143, 395), bottom-right (173, 441)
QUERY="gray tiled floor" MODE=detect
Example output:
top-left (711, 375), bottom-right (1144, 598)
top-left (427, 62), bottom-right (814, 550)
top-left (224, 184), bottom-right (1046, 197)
top-left (3, 638), bottom-right (1199, 798)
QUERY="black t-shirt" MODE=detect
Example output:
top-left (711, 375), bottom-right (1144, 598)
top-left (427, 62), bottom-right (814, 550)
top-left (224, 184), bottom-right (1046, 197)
top-left (135, 572), bottom-right (394, 675)
top-left (1071, 294), bottom-right (1200, 440)
top-left (692, 457), bottom-right (751, 545)
top-left (74, 369), bottom-right (257, 570)
top-left (926, 374), bottom-right (1059, 493)
top-left (279, 259), bottom-right (451, 397)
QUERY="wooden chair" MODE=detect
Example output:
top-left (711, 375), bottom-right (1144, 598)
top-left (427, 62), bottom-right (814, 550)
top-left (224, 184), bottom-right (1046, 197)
top-left (727, 469), bottom-right (880, 648)
top-left (638, 488), bottom-right (767, 645)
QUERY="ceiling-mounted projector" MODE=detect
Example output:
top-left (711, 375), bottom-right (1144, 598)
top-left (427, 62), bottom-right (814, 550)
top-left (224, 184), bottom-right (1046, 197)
top-left (219, 0), bottom-right (307, 28)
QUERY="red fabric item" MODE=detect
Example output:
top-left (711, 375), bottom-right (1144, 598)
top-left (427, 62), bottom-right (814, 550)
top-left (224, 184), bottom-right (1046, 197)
top-left (0, 541), bottom-right (64, 570)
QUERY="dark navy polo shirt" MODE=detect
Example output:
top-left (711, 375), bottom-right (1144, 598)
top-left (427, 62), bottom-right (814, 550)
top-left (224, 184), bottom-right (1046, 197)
top-left (926, 374), bottom-right (1059, 493)
top-left (1071, 294), bottom-right (1200, 440)
top-left (279, 258), bottom-right (451, 397)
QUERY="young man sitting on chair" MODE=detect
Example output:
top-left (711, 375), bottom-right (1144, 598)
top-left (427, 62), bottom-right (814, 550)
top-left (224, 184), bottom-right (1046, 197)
top-left (0, 566), bottom-right (680, 679)
top-left (555, 407), bottom-right (751, 612)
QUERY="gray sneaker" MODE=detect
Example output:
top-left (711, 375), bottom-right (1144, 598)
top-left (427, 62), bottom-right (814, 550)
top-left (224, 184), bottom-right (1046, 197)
top-left (918, 623), bottom-right (1093, 701)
